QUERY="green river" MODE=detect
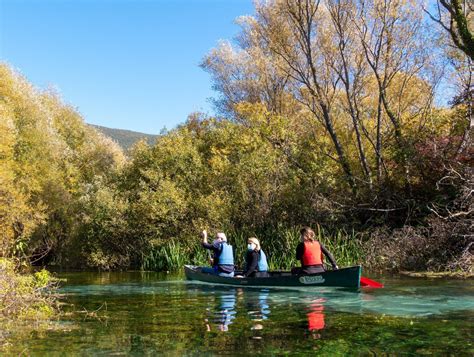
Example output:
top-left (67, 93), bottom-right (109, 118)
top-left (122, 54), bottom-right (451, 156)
top-left (1, 272), bottom-right (473, 356)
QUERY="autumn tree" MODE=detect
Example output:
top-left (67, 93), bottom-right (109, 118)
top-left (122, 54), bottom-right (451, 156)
top-left (0, 64), bottom-right (125, 266)
top-left (425, 0), bottom-right (473, 60)
top-left (204, 0), bottom-right (440, 199)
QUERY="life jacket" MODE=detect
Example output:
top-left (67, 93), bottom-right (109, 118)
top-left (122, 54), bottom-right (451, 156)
top-left (258, 249), bottom-right (269, 272)
top-left (302, 241), bottom-right (324, 266)
top-left (217, 242), bottom-right (234, 265)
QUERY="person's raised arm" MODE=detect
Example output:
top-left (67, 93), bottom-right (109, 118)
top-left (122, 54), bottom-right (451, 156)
top-left (321, 243), bottom-right (338, 269)
top-left (201, 230), bottom-right (213, 249)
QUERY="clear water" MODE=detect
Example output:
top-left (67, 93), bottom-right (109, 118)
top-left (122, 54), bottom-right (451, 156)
top-left (1, 272), bottom-right (473, 356)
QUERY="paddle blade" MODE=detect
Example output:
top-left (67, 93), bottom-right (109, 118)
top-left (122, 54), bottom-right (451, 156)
top-left (360, 276), bottom-right (384, 288)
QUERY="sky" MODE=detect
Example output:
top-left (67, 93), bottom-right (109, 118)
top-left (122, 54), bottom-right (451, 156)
top-left (0, 0), bottom-right (254, 134)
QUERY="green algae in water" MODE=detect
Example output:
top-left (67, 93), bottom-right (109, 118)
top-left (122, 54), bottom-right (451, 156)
top-left (1, 272), bottom-right (473, 356)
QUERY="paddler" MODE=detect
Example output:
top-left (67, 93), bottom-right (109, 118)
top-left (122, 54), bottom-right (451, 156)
top-left (236, 237), bottom-right (269, 278)
top-left (201, 230), bottom-right (235, 277)
top-left (293, 226), bottom-right (338, 274)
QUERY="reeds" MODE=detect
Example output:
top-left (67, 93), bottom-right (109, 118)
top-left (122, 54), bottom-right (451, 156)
top-left (141, 240), bottom-right (208, 271)
top-left (141, 241), bottom-right (187, 271)
top-left (140, 226), bottom-right (364, 272)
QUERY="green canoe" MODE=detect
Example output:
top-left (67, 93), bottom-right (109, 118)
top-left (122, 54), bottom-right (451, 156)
top-left (184, 264), bottom-right (362, 288)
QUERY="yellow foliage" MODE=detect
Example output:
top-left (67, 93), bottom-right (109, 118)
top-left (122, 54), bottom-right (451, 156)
top-left (0, 63), bottom-right (125, 259)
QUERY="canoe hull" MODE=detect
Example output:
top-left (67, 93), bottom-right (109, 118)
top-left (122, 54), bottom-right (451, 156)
top-left (184, 265), bottom-right (361, 288)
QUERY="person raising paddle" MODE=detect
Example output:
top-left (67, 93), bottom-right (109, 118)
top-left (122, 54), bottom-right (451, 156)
top-left (201, 230), bottom-right (235, 277)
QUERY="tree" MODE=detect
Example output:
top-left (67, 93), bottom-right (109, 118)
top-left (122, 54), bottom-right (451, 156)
top-left (0, 64), bottom-right (126, 265)
top-left (204, 0), bottom-right (440, 198)
top-left (424, 0), bottom-right (473, 156)
top-left (425, 0), bottom-right (474, 60)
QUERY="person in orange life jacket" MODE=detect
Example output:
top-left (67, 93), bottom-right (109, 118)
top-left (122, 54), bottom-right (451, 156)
top-left (236, 237), bottom-right (269, 278)
top-left (201, 230), bottom-right (235, 277)
top-left (294, 226), bottom-right (338, 275)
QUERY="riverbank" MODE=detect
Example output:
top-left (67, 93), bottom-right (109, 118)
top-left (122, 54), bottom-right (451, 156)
top-left (400, 271), bottom-right (474, 279)
top-left (0, 259), bottom-right (59, 322)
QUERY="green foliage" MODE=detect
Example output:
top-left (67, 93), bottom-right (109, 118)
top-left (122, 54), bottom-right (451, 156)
top-left (0, 258), bottom-right (58, 321)
top-left (318, 228), bottom-right (364, 268)
top-left (33, 269), bottom-right (54, 289)
top-left (141, 241), bottom-right (186, 272)
top-left (0, 63), bottom-right (125, 267)
top-left (141, 239), bottom-right (211, 271)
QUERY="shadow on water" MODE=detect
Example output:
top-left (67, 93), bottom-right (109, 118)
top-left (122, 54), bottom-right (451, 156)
top-left (1, 272), bottom-right (473, 355)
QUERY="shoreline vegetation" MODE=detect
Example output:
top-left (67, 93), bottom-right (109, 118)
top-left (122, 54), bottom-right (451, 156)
top-left (0, 259), bottom-right (59, 321)
top-left (399, 271), bottom-right (474, 279)
top-left (1, 0), bottom-right (472, 322)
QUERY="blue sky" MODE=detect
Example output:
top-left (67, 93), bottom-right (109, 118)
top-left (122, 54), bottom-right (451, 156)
top-left (0, 0), bottom-right (254, 134)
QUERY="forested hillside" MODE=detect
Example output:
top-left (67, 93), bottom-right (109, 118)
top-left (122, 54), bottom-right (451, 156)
top-left (89, 124), bottom-right (158, 151)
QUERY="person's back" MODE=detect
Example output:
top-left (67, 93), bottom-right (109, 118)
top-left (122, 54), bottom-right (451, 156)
top-left (295, 226), bottom-right (338, 274)
top-left (257, 249), bottom-right (268, 273)
top-left (216, 240), bottom-right (234, 271)
top-left (301, 240), bottom-right (323, 267)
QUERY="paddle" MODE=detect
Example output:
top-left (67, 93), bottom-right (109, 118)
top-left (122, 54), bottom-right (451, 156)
top-left (202, 229), bottom-right (213, 264)
top-left (339, 269), bottom-right (384, 288)
top-left (360, 276), bottom-right (384, 288)
top-left (326, 263), bottom-right (383, 288)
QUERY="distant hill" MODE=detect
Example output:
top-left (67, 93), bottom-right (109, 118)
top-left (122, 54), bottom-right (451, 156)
top-left (89, 124), bottom-right (158, 151)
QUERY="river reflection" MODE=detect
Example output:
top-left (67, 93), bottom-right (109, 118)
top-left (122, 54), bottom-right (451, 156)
top-left (245, 289), bottom-right (270, 332)
top-left (201, 287), bottom-right (272, 333)
top-left (2, 273), bottom-right (472, 356)
top-left (198, 285), bottom-right (329, 337)
top-left (306, 298), bottom-right (326, 338)
top-left (205, 289), bottom-right (237, 332)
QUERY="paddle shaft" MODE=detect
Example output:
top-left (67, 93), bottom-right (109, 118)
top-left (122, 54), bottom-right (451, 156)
top-left (207, 249), bottom-right (213, 265)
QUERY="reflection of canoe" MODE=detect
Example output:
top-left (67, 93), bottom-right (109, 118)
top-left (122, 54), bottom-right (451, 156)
top-left (184, 265), bottom-right (361, 288)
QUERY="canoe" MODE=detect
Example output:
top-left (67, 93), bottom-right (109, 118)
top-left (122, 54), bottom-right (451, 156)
top-left (184, 264), bottom-right (362, 288)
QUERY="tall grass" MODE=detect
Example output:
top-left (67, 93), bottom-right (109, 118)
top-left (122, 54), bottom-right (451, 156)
top-left (238, 226), bottom-right (363, 270)
top-left (141, 226), bottom-right (364, 272)
top-left (141, 239), bottom-right (209, 271)
top-left (316, 228), bottom-right (364, 268)
top-left (141, 241), bottom-right (184, 272)
top-left (251, 226), bottom-right (300, 270)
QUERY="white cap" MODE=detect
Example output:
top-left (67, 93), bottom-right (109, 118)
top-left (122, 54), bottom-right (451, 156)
top-left (216, 232), bottom-right (227, 242)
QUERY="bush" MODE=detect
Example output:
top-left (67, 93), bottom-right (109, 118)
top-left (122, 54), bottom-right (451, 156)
top-left (0, 259), bottom-right (59, 321)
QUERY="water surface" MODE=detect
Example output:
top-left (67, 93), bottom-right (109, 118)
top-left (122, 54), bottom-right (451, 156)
top-left (2, 272), bottom-right (473, 355)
